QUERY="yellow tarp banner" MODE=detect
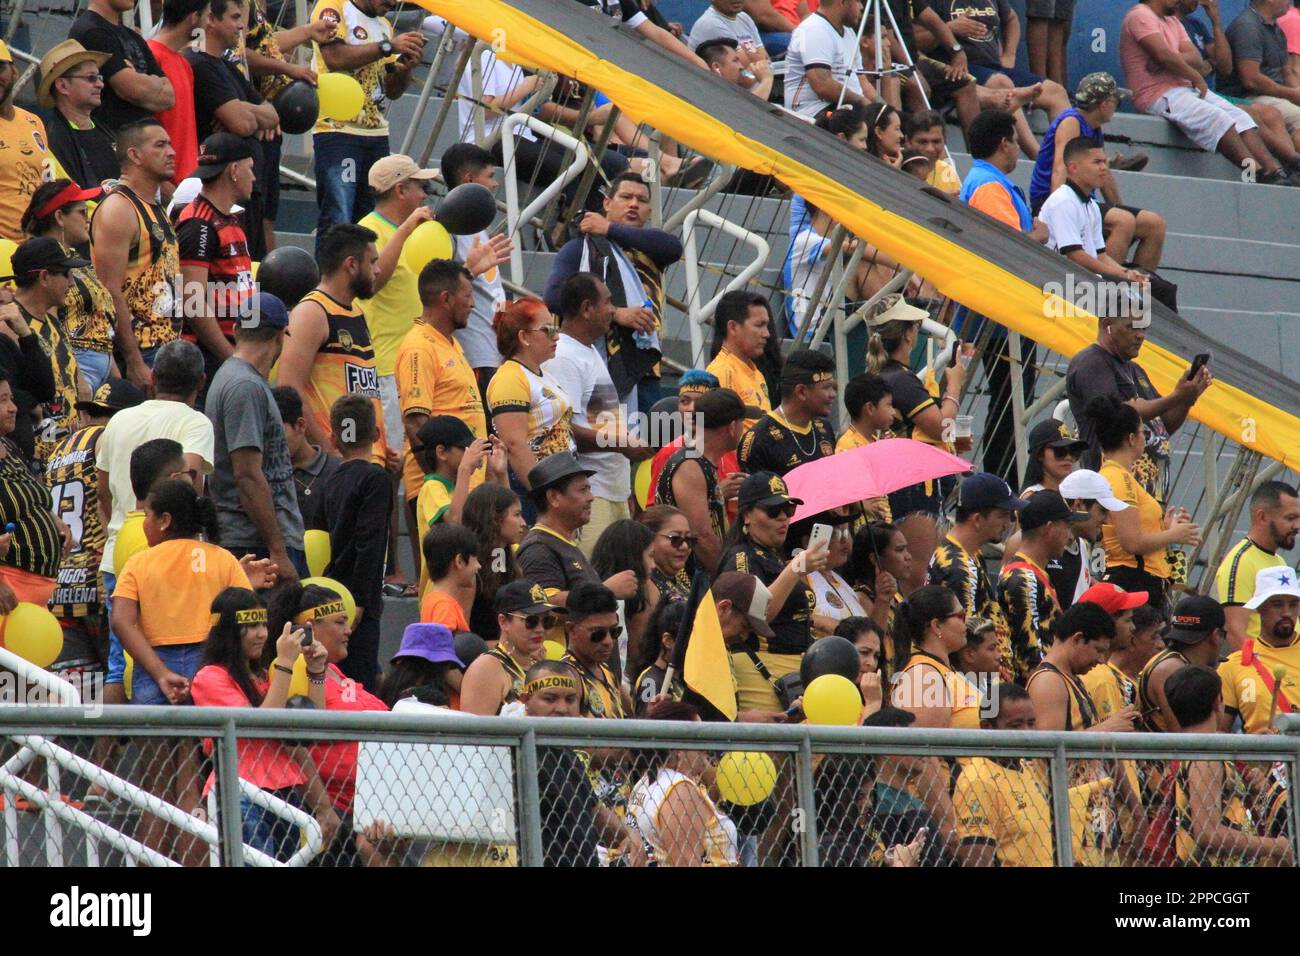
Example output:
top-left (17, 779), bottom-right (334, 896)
top-left (419, 0), bottom-right (1300, 472)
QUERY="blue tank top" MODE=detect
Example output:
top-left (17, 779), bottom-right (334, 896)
top-left (1029, 107), bottom-right (1104, 211)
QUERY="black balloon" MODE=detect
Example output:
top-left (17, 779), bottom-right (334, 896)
top-left (257, 245), bottom-right (319, 309)
top-left (800, 635), bottom-right (862, 688)
top-left (435, 182), bottom-right (496, 235)
top-left (453, 631), bottom-right (489, 669)
top-left (274, 81), bottom-right (320, 136)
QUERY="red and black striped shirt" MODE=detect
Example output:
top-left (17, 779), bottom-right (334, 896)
top-left (176, 194), bottom-right (253, 341)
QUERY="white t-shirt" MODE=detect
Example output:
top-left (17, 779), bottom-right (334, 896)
top-left (452, 231), bottom-right (505, 370)
top-left (1039, 183), bottom-right (1105, 259)
top-left (457, 49), bottom-right (537, 144)
top-left (629, 767), bottom-right (738, 866)
top-left (544, 333), bottom-right (631, 501)
top-left (688, 6), bottom-right (764, 55)
top-left (784, 12), bottom-right (863, 118)
top-left (97, 400), bottom-right (215, 575)
top-left (809, 569), bottom-right (867, 623)
top-left (783, 225), bottom-right (832, 338)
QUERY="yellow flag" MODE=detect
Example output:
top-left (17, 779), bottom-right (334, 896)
top-left (684, 590), bottom-right (737, 720)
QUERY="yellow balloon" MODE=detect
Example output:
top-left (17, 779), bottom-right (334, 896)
top-left (634, 458), bottom-right (653, 510)
top-left (300, 576), bottom-right (358, 626)
top-left (304, 529), bottom-right (331, 578)
top-left (113, 510), bottom-right (149, 575)
top-left (0, 237), bottom-right (15, 288)
top-left (715, 751), bottom-right (777, 806)
top-left (251, 260), bottom-right (259, 280)
top-left (317, 72), bottom-right (365, 122)
top-left (542, 640), bottom-right (566, 661)
top-left (123, 651), bottom-right (134, 701)
top-left (400, 220), bottom-right (452, 275)
top-left (802, 673), bottom-right (863, 726)
top-left (2, 602), bottom-right (64, 668)
top-left (287, 654), bottom-right (310, 698)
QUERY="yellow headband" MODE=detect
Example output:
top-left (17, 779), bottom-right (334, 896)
top-left (294, 601), bottom-right (345, 624)
top-left (210, 607), bottom-right (269, 626)
top-left (523, 674), bottom-right (577, 695)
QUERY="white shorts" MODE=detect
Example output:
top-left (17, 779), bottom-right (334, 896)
top-left (1148, 86), bottom-right (1256, 152)
top-left (378, 373), bottom-right (403, 457)
top-left (1248, 94), bottom-right (1300, 134)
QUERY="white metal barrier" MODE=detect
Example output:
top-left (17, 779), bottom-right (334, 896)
top-left (682, 208), bottom-right (772, 366)
top-left (502, 114), bottom-right (590, 285)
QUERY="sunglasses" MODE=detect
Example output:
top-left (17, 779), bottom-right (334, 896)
top-left (509, 612), bottom-right (558, 630)
top-left (584, 624), bottom-right (624, 642)
top-left (659, 532), bottom-right (699, 549)
top-left (945, 610), bottom-right (967, 622)
top-left (527, 325), bottom-right (560, 339)
top-left (761, 504), bottom-right (796, 520)
top-left (169, 467), bottom-right (200, 483)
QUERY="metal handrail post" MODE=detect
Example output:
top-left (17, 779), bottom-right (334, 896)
top-left (3, 0), bottom-right (25, 44)
top-left (481, 73), bottom-right (558, 155)
top-left (795, 737), bottom-right (819, 867)
top-left (681, 208), bottom-right (771, 366)
top-left (217, 719), bottom-right (245, 867)
top-left (663, 162), bottom-right (734, 234)
top-left (1048, 743), bottom-right (1074, 867)
top-left (418, 39), bottom-right (475, 166)
top-left (647, 133), bottom-right (663, 227)
top-left (399, 25), bottom-right (458, 157)
top-left (502, 114), bottom-right (589, 284)
top-left (1008, 331), bottom-right (1029, 487)
top-left (470, 45), bottom-right (486, 147)
top-left (516, 728), bottom-right (544, 867)
top-left (791, 224), bottom-right (845, 345)
top-left (1022, 375), bottom-right (1067, 422)
top-left (809, 241), bottom-right (865, 350)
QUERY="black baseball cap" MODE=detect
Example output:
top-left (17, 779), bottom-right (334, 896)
top-left (495, 580), bottom-right (562, 616)
top-left (244, 291), bottom-right (289, 330)
top-left (1167, 594), bottom-right (1225, 644)
top-left (1019, 490), bottom-right (1091, 531)
top-left (957, 472), bottom-right (1026, 511)
top-left (738, 471), bottom-right (804, 510)
top-left (193, 132), bottom-right (257, 181)
top-left (10, 236), bottom-right (89, 277)
top-left (414, 415), bottom-right (476, 456)
top-left (1028, 419), bottom-right (1088, 458)
top-left (74, 377), bottom-right (146, 415)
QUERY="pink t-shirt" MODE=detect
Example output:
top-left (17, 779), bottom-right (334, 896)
top-left (1120, 4), bottom-right (1193, 112)
top-left (190, 665), bottom-right (307, 794)
top-left (1278, 8), bottom-right (1300, 54)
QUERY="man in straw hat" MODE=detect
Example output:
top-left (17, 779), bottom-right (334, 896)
top-left (40, 39), bottom-right (118, 193)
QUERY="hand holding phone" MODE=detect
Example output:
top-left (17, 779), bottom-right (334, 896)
top-left (300, 622), bottom-right (314, 646)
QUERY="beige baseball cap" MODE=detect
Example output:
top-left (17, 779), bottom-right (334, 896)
top-left (368, 154), bottom-right (439, 192)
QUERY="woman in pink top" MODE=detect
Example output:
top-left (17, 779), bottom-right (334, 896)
top-left (191, 587), bottom-right (338, 862)
top-left (267, 582), bottom-right (393, 866)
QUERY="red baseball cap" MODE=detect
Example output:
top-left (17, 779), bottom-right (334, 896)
top-left (1078, 582), bottom-right (1148, 614)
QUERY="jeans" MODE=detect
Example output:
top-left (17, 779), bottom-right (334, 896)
top-left (240, 789), bottom-right (304, 863)
top-left (130, 643), bottom-right (204, 705)
top-left (231, 545), bottom-right (309, 580)
top-left (313, 132), bottom-right (390, 244)
top-left (103, 571), bottom-right (126, 687)
top-left (74, 349), bottom-right (113, 391)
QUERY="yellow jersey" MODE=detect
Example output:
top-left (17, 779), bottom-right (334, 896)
top-left (44, 425), bottom-right (107, 619)
top-left (897, 649), bottom-right (981, 730)
top-left (28, 308), bottom-right (81, 468)
top-left (395, 320), bottom-right (486, 499)
top-left (357, 211), bottom-right (420, 377)
top-left (415, 473), bottom-right (454, 597)
top-left (1099, 459), bottom-right (1170, 578)
top-left (0, 108), bottom-right (57, 241)
top-left (486, 359), bottom-right (574, 460)
top-left (834, 425), bottom-right (892, 523)
top-left (1082, 661), bottom-right (1136, 721)
top-left (706, 348), bottom-right (770, 422)
top-left (954, 757), bottom-right (1055, 866)
top-left (295, 289), bottom-right (389, 464)
top-left (1215, 537), bottom-right (1285, 644)
top-left (1218, 636), bottom-right (1300, 733)
top-left (310, 0), bottom-right (396, 136)
top-left (64, 260), bottom-right (117, 354)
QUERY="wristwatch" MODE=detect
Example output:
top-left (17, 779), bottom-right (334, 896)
top-left (378, 38), bottom-right (395, 57)
top-left (950, 41), bottom-right (963, 53)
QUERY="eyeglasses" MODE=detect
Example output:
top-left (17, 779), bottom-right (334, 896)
top-left (65, 72), bottom-right (104, 84)
top-left (761, 504), bottom-right (796, 520)
top-left (169, 467), bottom-right (200, 483)
top-left (509, 612), bottom-right (558, 630)
top-left (526, 325), bottom-right (560, 339)
top-left (584, 624), bottom-right (624, 642)
top-left (945, 610), bottom-right (967, 622)
top-left (658, 532), bottom-right (699, 549)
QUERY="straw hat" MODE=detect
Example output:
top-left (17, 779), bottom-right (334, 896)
top-left (38, 39), bottom-right (111, 109)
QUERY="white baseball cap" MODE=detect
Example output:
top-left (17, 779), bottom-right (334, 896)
top-left (1059, 469), bottom-right (1129, 512)
top-left (1245, 565), bottom-right (1300, 610)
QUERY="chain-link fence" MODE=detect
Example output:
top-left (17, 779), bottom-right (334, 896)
top-left (2, 706), bottom-right (1298, 867)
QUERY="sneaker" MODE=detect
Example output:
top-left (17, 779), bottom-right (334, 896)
top-left (1109, 150), bottom-right (1149, 172)
top-left (1258, 168), bottom-right (1288, 186)
top-left (665, 156), bottom-right (716, 189)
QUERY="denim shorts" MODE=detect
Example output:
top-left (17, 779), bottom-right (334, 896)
top-left (130, 643), bottom-right (205, 705)
top-left (103, 571), bottom-right (126, 687)
top-left (74, 349), bottom-right (114, 391)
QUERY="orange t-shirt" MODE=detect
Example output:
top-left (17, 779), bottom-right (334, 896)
top-left (420, 588), bottom-right (470, 630)
top-left (114, 539), bottom-right (251, 646)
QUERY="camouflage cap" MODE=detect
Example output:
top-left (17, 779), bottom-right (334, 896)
top-left (1075, 72), bottom-right (1131, 107)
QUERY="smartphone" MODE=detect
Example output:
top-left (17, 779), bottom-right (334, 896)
top-left (809, 523), bottom-right (833, 553)
top-left (300, 622), bottom-right (314, 647)
top-left (1187, 352), bottom-right (1211, 379)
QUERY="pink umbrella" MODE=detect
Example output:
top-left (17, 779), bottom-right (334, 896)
top-left (785, 438), bottom-right (972, 521)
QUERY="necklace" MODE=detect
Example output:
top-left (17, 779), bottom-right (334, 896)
top-left (775, 406), bottom-right (817, 457)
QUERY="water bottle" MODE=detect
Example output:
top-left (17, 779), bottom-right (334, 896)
top-left (632, 297), bottom-right (657, 350)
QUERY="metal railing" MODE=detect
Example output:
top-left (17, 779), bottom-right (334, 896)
top-left (1, 705), bottom-right (1296, 867)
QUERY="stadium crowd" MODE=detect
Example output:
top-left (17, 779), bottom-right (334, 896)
top-left (0, 0), bottom-right (1294, 867)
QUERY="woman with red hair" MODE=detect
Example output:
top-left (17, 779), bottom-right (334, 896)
top-left (485, 297), bottom-right (574, 503)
